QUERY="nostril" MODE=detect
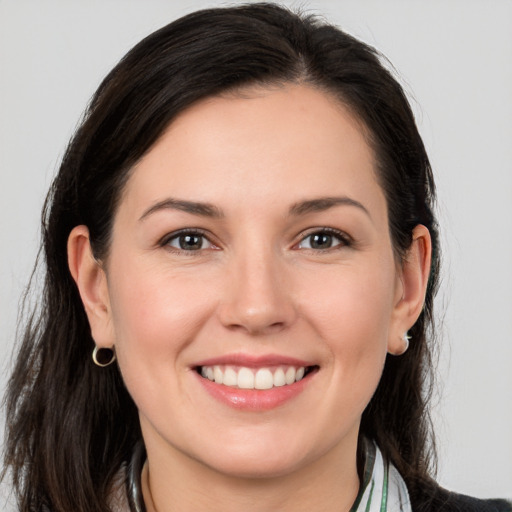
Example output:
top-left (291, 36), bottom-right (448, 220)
top-left (243, 320), bottom-right (288, 336)
top-left (224, 321), bottom-right (286, 336)
top-left (268, 321), bottom-right (286, 331)
top-left (216, 280), bottom-right (297, 334)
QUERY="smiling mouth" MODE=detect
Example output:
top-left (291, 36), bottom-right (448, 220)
top-left (196, 365), bottom-right (319, 390)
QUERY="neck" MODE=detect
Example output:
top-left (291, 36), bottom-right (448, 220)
top-left (141, 432), bottom-right (360, 512)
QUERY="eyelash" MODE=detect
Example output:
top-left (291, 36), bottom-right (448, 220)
top-left (295, 228), bottom-right (353, 251)
top-left (159, 227), bottom-right (352, 254)
top-left (159, 229), bottom-right (216, 254)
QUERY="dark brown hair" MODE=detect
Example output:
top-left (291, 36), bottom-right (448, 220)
top-left (3, 3), bottom-right (440, 511)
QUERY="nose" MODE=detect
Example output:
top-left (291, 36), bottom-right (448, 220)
top-left (217, 248), bottom-right (297, 336)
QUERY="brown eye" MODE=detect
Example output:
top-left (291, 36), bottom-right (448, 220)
top-left (166, 232), bottom-right (212, 251)
top-left (297, 230), bottom-right (348, 250)
top-left (310, 233), bottom-right (334, 249)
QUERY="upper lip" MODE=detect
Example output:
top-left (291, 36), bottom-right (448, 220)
top-left (193, 353), bottom-right (316, 368)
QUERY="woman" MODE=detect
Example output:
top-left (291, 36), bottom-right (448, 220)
top-left (2, 3), bottom-right (510, 511)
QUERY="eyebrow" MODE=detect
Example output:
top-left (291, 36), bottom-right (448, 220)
top-left (289, 196), bottom-right (371, 219)
top-left (139, 195), bottom-right (370, 221)
top-left (139, 198), bottom-right (224, 221)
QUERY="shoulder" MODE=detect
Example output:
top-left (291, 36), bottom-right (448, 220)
top-left (433, 491), bottom-right (512, 512)
top-left (413, 483), bottom-right (512, 512)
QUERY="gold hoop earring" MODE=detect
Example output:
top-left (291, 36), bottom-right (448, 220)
top-left (92, 346), bottom-right (116, 367)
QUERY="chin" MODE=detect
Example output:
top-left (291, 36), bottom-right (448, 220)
top-left (203, 452), bottom-right (305, 480)
top-left (193, 433), bottom-right (319, 480)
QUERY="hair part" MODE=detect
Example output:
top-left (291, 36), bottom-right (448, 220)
top-left (3, 3), bottom-right (440, 511)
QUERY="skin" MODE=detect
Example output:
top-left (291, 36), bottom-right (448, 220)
top-left (68, 84), bottom-right (431, 512)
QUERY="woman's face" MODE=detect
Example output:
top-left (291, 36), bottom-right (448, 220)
top-left (93, 85), bottom-right (409, 478)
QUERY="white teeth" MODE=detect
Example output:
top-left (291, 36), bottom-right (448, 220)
top-left (199, 365), bottom-right (310, 390)
top-left (273, 368), bottom-right (286, 387)
top-left (223, 367), bottom-right (238, 387)
top-left (237, 367), bottom-right (255, 389)
top-left (213, 365), bottom-right (223, 384)
top-left (254, 368), bottom-right (273, 390)
top-left (285, 367), bottom-right (296, 385)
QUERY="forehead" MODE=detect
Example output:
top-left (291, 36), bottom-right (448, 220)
top-left (121, 84), bottom-right (385, 219)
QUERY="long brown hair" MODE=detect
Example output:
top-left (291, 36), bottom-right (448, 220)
top-left (3, 4), bottom-right (440, 511)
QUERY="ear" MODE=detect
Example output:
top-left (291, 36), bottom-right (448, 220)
top-left (388, 224), bottom-right (432, 355)
top-left (67, 225), bottom-right (115, 348)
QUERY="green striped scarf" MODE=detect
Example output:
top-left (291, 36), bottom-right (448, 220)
top-left (351, 440), bottom-right (411, 512)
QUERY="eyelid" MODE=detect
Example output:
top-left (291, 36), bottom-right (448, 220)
top-left (157, 227), bottom-right (352, 252)
top-left (294, 227), bottom-right (353, 250)
top-left (158, 228), bottom-right (218, 251)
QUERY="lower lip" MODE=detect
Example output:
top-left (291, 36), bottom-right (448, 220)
top-left (194, 372), bottom-right (314, 411)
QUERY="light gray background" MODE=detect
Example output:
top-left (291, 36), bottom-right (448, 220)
top-left (1, 0), bottom-right (511, 503)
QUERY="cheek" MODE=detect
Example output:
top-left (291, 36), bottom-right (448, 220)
top-left (105, 266), bottom-right (221, 427)
top-left (106, 266), bottom-right (216, 386)
top-left (297, 260), bottom-right (395, 401)
top-left (298, 258), bottom-right (397, 344)
top-left (109, 264), bottom-right (212, 337)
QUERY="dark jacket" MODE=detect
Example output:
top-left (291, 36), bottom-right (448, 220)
top-left (413, 484), bottom-right (511, 511)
